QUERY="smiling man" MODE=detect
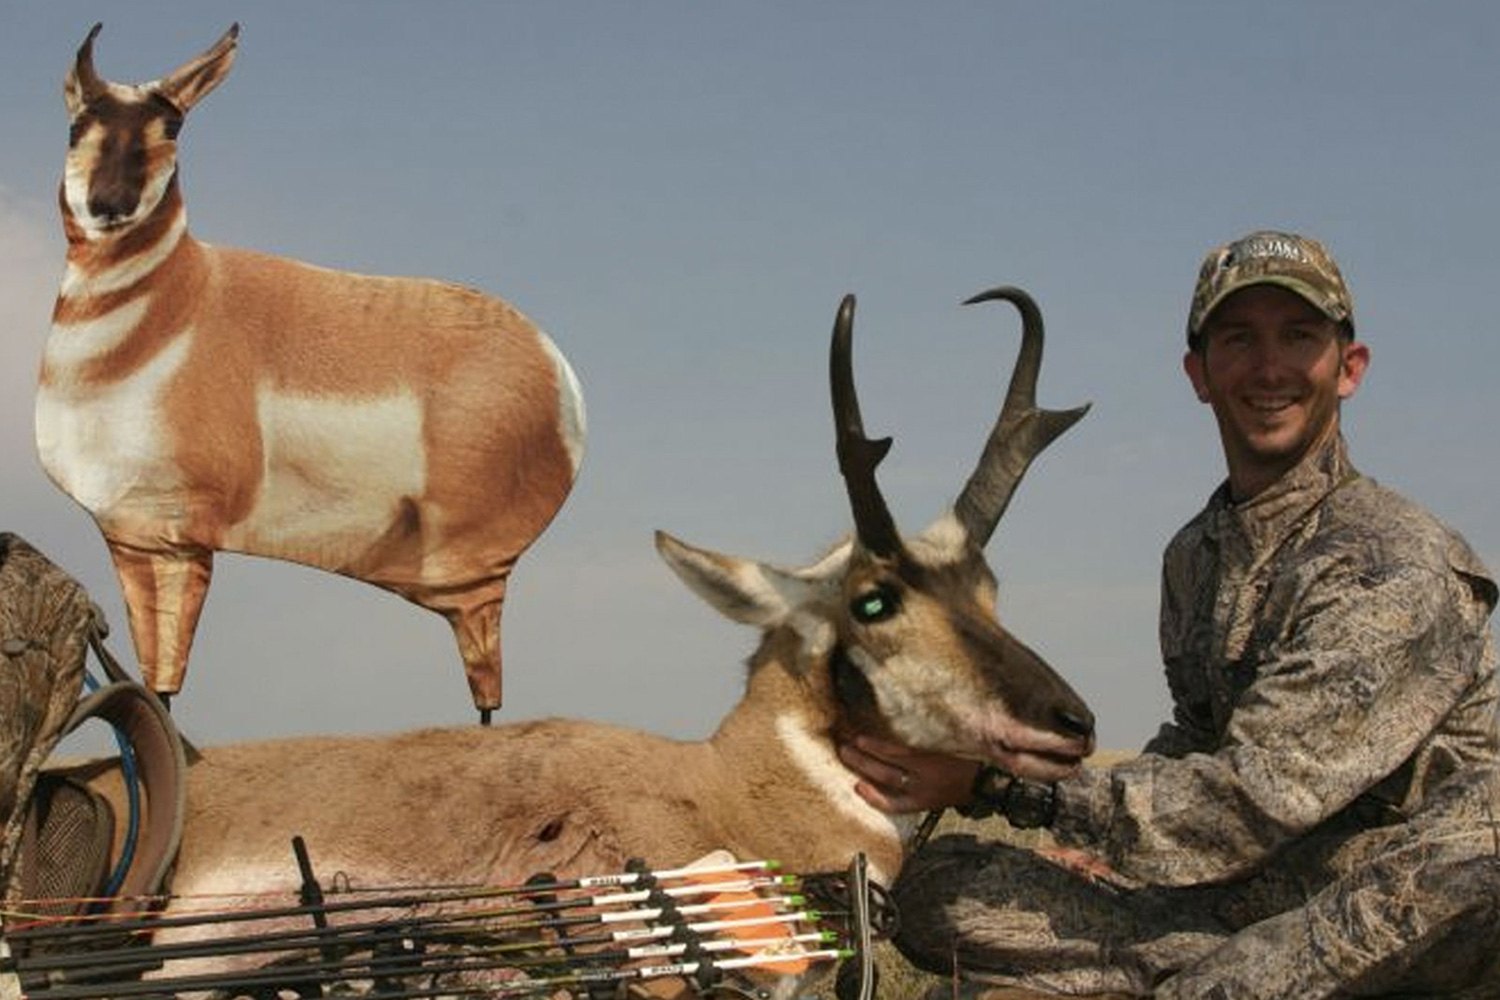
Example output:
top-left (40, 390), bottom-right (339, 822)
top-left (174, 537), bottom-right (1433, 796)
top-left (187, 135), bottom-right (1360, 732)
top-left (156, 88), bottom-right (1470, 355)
top-left (1183, 234), bottom-right (1368, 502)
top-left (842, 231), bottom-right (1500, 997)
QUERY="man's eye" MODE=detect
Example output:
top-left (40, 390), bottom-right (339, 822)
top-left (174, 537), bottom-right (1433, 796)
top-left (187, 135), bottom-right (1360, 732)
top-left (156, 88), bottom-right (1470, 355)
top-left (1208, 328), bottom-right (1250, 349)
top-left (851, 587), bottom-right (900, 623)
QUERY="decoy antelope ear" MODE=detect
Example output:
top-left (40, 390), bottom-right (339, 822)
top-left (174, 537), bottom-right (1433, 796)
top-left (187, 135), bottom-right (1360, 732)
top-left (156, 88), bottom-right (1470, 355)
top-left (155, 24), bottom-right (240, 113)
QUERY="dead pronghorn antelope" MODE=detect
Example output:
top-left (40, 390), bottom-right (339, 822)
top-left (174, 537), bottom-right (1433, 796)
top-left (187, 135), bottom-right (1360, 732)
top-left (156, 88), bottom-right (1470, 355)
top-left (36, 24), bottom-right (586, 721)
top-left (64, 287), bottom-right (1093, 990)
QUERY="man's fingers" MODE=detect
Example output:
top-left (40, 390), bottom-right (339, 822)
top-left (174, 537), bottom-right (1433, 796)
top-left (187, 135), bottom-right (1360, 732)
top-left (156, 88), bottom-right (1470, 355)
top-left (854, 779), bottom-right (920, 816)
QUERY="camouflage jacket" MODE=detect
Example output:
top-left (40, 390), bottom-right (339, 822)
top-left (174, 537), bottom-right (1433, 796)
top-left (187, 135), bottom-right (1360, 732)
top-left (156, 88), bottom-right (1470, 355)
top-left (1052, 435), bottom-right (1499, 886)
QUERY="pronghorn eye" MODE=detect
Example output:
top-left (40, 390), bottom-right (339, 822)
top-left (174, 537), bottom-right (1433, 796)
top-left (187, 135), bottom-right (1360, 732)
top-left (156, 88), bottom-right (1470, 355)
top-left (850, 586), bottom-right (900, 624)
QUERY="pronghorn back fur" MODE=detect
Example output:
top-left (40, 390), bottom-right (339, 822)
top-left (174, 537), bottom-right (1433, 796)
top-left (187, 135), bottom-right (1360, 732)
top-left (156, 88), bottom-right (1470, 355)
top-left (38, 25), bottom-right (586, 717)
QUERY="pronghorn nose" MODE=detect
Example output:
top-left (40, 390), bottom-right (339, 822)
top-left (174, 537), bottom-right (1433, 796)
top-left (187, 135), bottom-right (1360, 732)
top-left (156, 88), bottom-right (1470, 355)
top-left (88, 197), bottom-right (131, 224)
top-left (1055, 705), bottom-right (1095, 740)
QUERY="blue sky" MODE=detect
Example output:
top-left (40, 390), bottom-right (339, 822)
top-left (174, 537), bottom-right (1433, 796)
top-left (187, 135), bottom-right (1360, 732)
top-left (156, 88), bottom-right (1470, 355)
top-left (2, 2), bottom-right (1496, 751)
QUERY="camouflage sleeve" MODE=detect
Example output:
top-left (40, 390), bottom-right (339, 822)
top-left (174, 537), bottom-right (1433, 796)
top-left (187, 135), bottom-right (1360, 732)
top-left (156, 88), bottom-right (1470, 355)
top-left (1052, 559), bottom-right (1492, 886)
top-left (1140, 702), bottom-right (1212, 758)
top-left (1141, 538), bottom-right (1215, 759)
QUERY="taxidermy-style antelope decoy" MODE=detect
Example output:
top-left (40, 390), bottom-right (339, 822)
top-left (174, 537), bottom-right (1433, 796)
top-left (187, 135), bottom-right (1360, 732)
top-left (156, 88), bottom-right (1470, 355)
top-left (37, 24), bottom-right (587, 723)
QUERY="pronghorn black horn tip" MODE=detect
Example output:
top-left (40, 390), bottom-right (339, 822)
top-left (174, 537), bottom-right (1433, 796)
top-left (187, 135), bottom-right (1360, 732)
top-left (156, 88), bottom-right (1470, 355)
top-left (79, 23), bottom-right (103, 57)
top-left (76, 24), bottom-right (105, 90)
top-left (228, 23), bottom-right (241, 41)
top-left (962, 285), bottom-right (1032, 308)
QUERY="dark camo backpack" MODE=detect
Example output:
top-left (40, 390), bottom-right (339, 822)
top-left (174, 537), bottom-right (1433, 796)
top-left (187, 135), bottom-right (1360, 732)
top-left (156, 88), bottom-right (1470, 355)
top-left (0, 533), bottom-right (184, 932)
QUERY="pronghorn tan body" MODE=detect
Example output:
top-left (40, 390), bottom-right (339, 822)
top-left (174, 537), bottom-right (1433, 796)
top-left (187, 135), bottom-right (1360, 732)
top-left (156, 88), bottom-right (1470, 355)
top-left (77, 287), bottom-right (1094, 989)
top-left (36, 25), bottom-right (586, 716)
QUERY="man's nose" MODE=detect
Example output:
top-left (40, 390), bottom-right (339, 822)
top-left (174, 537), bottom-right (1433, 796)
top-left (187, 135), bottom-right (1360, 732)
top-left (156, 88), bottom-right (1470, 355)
top-left (1245, 336), bottom-right (1289, 373)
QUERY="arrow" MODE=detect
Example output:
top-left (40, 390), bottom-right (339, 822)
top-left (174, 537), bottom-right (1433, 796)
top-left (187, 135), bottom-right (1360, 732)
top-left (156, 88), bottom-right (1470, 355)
top-left (16, 889), bottom-right (807, 980)
top-left (6, 858), bottom-right (782, 941)
top-left (19, 911), bottom-right (831, 999)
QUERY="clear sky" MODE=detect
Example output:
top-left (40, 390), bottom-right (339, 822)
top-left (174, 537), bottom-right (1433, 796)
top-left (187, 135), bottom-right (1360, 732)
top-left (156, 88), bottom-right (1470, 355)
top-left (2, 2), bottom-right (1496, 752)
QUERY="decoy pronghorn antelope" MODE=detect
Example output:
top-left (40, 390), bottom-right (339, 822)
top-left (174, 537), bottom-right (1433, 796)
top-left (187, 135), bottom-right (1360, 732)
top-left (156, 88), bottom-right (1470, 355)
top-left (73, 289), bottom-right (1094, 983)
top-left (36, 25), bottom-right (586, 721)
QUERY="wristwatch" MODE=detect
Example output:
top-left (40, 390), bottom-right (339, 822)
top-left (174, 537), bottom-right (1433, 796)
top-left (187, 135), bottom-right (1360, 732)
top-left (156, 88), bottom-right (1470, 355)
top-left (957, 765), bottom-right (1058, 829)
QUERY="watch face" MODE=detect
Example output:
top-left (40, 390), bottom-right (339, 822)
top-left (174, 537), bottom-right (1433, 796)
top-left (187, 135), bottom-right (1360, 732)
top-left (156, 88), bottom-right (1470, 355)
top-left (980, 767), bottom-right (1014, 800)
top-left (1007, 781), bottom-right (1056, 829)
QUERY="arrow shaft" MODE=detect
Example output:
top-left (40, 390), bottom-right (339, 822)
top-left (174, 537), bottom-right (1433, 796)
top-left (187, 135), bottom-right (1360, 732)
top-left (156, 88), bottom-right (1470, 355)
top-left (7, 860), bottom-right (782, 942)
top-left (21, 916), bottom-right (828, 1000)
top-left (13, 879), bottom-right (796, 975)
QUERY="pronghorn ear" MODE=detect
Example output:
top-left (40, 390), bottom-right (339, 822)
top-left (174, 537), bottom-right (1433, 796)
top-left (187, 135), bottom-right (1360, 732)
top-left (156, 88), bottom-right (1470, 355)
top-left (156, 23), bottom-right (239, 113)
top-left (655, 531), bottom-right (834, 629)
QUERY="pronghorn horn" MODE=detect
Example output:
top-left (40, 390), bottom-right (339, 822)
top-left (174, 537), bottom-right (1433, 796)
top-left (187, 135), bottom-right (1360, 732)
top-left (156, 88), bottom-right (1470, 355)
top-left (830, 294), bottom-right (902, 558)
top-left (72, 23), bottom-right (107, 104)
top-left (952, 286), bottom-right (1090, 548)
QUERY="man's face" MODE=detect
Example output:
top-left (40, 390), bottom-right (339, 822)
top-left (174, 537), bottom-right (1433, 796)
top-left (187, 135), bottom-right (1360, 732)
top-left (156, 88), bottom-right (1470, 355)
top-left (1184, 284), bottom-right (1369, 500)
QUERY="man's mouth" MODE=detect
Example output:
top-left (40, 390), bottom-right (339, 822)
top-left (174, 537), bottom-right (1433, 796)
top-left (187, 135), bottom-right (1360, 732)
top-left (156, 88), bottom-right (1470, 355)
top-left (1244, 395), bottom-right (1298, 416)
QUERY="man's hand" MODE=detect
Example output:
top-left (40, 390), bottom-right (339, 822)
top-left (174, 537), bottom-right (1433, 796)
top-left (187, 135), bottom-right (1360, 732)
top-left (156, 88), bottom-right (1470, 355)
top-left (837, 733), bottom-right (982, 814)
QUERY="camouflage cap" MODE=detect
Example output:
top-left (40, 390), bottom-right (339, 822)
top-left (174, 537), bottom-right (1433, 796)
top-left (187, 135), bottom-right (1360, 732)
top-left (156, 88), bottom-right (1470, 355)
top-left (1187, 230), bottom-right (1354, 344)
